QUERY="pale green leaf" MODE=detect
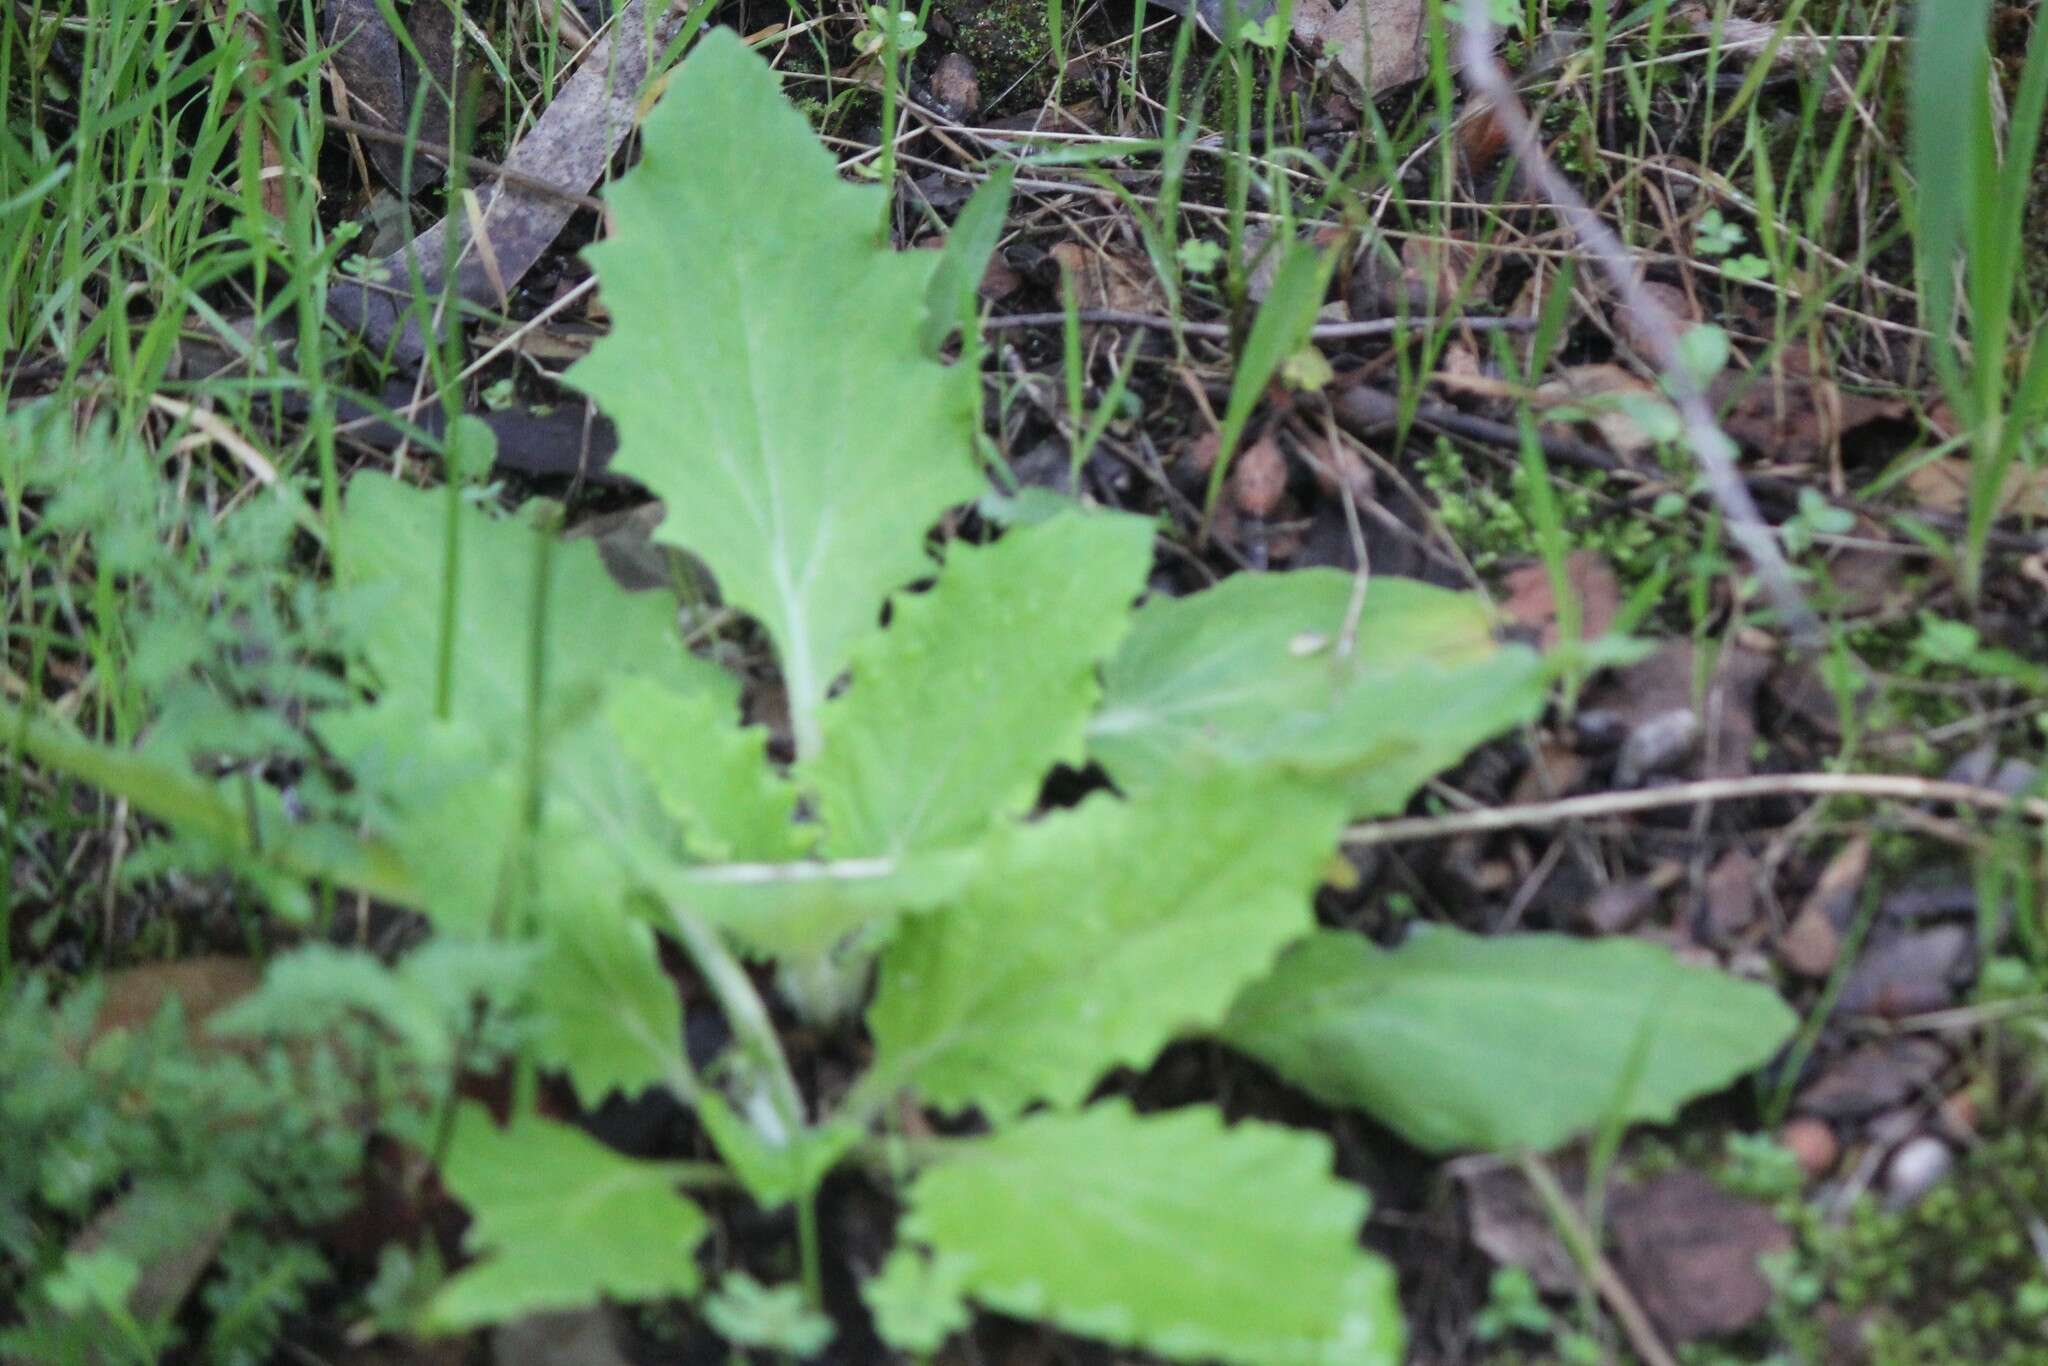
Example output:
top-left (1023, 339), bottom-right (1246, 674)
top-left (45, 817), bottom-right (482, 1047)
top-left (334, 474), bottom-right (734, 741)
top-left (324, 479), bottom-right (734, 932)
top-left (899, 1101), bottom-right (1402, 1365)
top-left (608, 677), bottom-right (808, 862)
top-left (571, 28), bottom-right (985, 754)
top-left (314, 705), bottom-right (524, 933)
top-left (424, 1105), bottom-right (707, 1331)
top-left (867, 772), bottom-right (1347, 1117)
top-left (1223, 927), bottom-right (1798, 1155)
top-left (1088, 572), bottom-right (1547, 815)
top-left (807, 512), bottom-right (1154, 856)
top-left (321, 697), bottom-right (688, 937)
top-left (529, 905), bottom-right (687, 1108)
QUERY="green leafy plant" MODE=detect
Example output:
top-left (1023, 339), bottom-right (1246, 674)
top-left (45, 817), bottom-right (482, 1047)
top-left (1910, 0), bottom-right (2048, 601)
top-left (0, 27), bottom-right (1803, 1362)
top-left (0, 958), bottom-right (482, 1362)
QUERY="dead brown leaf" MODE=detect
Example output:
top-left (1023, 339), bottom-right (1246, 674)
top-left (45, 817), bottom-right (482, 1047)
top-left (978, 251), bottom-right (1024, 303)
top-left (1699, 848), bottom-right (1761, 944)
top-left (1796, 1038), bottom-right (1950, 1119)
top-left (1292, 0), bottom-right (1437, 99)
top-left (1612, 282), bottom-right (1698, 360)
top-left (90, 956), bottom-right (263, 1050)
top-left (1610, 1171), bottom-right (1791, 1343)
top-left (1499, 550), bottom-right (1621, 649)
top-left (1538, 363), bottom-right (1663, 464)
top-left (1457, 97), bottom-right (1511, 174)
top-left (1299, 430), bottom-right (1373, 502)
top-left (1231, 435), bottom-right (1290, 518)
top-left (1776, 901), bottom-right (1841, 978)
top-left (1713, 351), bottom-right (1910, 467)
top-left (322, 0), bottom-right (470, 195)
top-left (1398, 232), bottom-right (1488, 311)
top-left (1835, 925), bottom-right (1973, 1017)
top-left (1903, 454), bottom-right (2048, 521)
top-left (1047, 240), bottom-right (1163, 316)
top-left (1458, 1162), bottom-right (1582, 1295)
top-left (1584, 641), bottom-right (1771, 782)
top-left (929, 51), bottom-right (982, 119)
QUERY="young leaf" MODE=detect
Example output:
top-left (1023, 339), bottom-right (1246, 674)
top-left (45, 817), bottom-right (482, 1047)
top-left (324, 478), bottom-right (738, 930)
top-left (864, 1248), bottom-right (974, 1354)
top-left (897, 1101), bottom-right (1403, 1365)
top-left (692, 1097), bottom-right (861, 1210)
top-left (1088, 571), bottom-right (1547, 815)
top-left (570, 28), bottom-right (985, 754)
top-left (1206, 238), bottom-right (1338, 508)
top-left (424, 1105), bottom-right (708, 1331)
top-left (866, 771), bottom-right (1347, 1117)
top-left (702, 1273), bottom-right (835, 1355)
top-left (921, 165), bottom-right (1015, 356)
top-left (1223, 928), bottom-right (1798, 1155)
top-left (324, 696), bottom-right (686, 936)
top-left (607, 677), bottom-right (808, 862)
top-left (806, 511), bottom-right (1154, 856)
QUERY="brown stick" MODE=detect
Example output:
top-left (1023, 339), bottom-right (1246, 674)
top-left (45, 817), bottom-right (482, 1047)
top-left (979, 310), bottom-right (1540, 342)
top-left (327, 0), bottom-right (690, 366)
top-left (1454, 0), bottom-right (1819, 644)
top-left (1344, 772), bottom-right (2048, 848)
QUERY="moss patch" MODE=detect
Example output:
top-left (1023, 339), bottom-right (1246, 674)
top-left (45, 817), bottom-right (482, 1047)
top-left (1785, 1128), bottom-right (2048, 1364)
top-left (938, 0), bottom-right (1052, 107)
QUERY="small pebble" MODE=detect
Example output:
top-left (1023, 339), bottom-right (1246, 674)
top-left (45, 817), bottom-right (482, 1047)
top-left (929, 52), bottom-right (981, 119)
top-left (1614, 707), bottom-right (1701, 787)
top-left (1884, 1136), bottom-right (1954, 1209)
top-left (1780, 1118), bottom-right (1839, 1180)
top-left (1230, 435), bottom-right (1289, 519)
top-left (1776, 904), bottom-right (1841, 978)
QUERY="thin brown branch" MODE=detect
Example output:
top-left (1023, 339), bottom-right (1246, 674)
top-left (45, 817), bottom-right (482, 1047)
top-left (1516, 1154), bottom-right (1681, 1366)
top-left (1455, 0), bottom-right (1820, 644)
top-left (322, 115), bottom-right (607, 211)
top-left (978, 310), bottom-right (1540, 341)
top-left (1344, 772), bottom-right (2048, 849)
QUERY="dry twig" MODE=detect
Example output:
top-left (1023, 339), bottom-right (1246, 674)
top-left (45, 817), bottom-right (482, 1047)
top-left (1454, 0), bottom-right (1820, 644)
top-left (1344, 772), bottom-right (2048, 848)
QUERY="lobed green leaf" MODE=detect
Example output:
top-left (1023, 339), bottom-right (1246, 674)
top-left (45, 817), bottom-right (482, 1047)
top-left (896, 1100), bottom-right (1402, 1365)
top-left (570, 28), bottom-right (985, 755)
top-left (806, 510), bottom-right (1155, 857)
top-left (867, 770), bottom-right (1348, 1117)
top-left (425, 1105), bottom-right (708, 1330)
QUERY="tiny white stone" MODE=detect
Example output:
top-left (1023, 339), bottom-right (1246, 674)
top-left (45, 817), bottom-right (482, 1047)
top-left (1884, 1136), bottom-right (1954, 1209)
